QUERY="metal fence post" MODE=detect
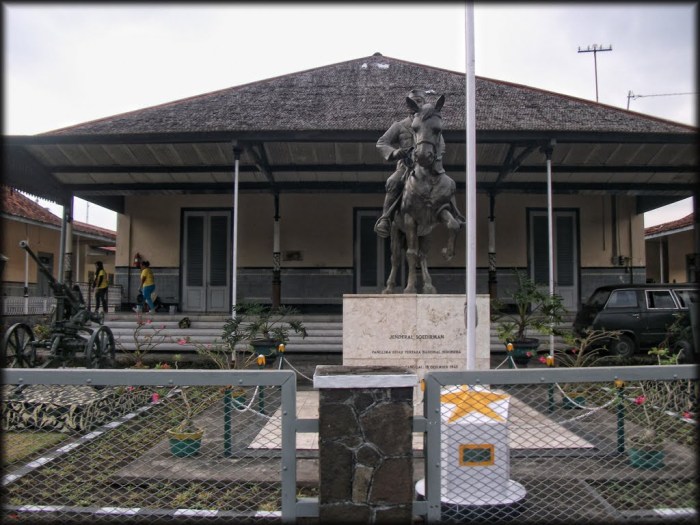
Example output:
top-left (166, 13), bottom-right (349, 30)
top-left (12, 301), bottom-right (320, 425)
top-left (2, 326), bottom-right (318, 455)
top-left (280, 371), bottom-right (297, 523)
top-left (423, 372), bottom-right (443, 524)
top-left (615, 379), bottom-right (626, 453)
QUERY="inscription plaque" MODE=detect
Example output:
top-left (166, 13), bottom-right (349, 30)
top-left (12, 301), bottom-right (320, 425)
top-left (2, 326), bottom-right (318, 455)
top-left (342, 294), bottom-right (490, 380)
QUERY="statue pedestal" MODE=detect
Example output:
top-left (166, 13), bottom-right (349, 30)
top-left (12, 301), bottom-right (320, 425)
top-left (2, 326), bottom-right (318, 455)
top-left (342, 294), bottom-right (490, 379)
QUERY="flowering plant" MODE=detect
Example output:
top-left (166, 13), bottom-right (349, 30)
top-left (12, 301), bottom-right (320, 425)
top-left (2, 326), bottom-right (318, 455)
top-left (168, 385), bottom-right (219, 434)
top-left (556, 328), bottom-right (622, 368)
top-left (116, 316), bottom-right (169, 367)
top-left (629, 387), bottom-right (666, 446)
top-left (627, 346), bottom-right (693, 447)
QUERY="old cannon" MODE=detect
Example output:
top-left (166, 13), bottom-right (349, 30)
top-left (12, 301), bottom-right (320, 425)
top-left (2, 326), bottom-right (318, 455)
top-left (2, 240), bottom-right (115, 369)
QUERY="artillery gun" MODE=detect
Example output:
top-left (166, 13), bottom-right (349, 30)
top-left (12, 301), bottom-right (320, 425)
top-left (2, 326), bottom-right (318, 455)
top-left (2, 240), bottom-right (115, 368)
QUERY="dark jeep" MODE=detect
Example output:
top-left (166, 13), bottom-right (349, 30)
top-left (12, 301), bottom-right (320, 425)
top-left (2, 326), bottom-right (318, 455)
top-left (573, 283), bottom-right (698, 358)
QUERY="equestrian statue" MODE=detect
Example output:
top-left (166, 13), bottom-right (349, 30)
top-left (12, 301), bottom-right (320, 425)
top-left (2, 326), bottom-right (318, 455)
top-left (375, 90), bottom-right (465, 294)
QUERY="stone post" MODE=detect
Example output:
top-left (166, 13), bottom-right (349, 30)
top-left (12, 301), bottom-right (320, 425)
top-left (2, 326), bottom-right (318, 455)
top-left (313, 365), bottom-right (418, 524)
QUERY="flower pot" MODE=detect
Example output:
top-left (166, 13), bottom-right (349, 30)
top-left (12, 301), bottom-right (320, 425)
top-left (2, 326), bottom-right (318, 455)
top-left (508, 339), bottom-right (540, 367)
top-left (167, 428), bottom-right (204, 457)
top-left (249, 338), bottom-right (280, 366)
top-left (627, 443), bottom-right (665, 469)
top-left (561, 393), bottom-right (586, 409)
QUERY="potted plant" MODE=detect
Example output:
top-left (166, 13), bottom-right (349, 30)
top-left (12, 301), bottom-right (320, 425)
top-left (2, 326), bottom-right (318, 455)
top-left (625, 346), bottom-right (683, 469)
top-left (237, 303), bottom-right (307, 367)
top-left (493, 270), bottom-right (568, 366)
top-left (165, 386), bottom-right (217, 457)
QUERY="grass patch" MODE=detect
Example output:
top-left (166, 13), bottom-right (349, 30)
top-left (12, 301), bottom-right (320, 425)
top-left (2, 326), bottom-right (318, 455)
top-left (590, 479), bottom-right (697, 510)
top-left (2, 431), bottom-right (68, 466)
top-left (4, 386), bottom-right (291, 514)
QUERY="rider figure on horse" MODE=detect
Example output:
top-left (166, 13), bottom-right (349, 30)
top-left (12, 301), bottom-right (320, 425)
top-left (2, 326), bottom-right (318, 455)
top-left (374, 88), bottom-right (446, 238)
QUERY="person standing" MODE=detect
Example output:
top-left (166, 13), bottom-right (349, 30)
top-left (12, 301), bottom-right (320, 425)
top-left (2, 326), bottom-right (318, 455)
top-left (93, 261), bottom-right (109, 313)
top-left (139, 260), bottom-right (156, 313)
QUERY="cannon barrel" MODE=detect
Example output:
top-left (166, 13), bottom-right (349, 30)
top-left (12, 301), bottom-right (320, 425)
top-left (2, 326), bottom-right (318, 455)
top-left (18, 240), bottom-right (81, 308)
top-left (19, 240), bottom-right (59, 287)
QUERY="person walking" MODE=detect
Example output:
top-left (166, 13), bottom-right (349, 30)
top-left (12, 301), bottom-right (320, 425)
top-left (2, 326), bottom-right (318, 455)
top-left (138, 260), bottom-right (156, 313)
top-left (92, 261), bottom-right (109, 313)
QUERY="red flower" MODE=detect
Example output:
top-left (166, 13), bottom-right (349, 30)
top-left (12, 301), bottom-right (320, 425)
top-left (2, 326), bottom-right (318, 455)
top-left (634, 395), bottom-right (646, 405)
top-left (178, 338), bottom-right (187, 345)
top-left (538, 356), bottom-right (547, 364)
top-left (526, 352), bottom-right (532, 358)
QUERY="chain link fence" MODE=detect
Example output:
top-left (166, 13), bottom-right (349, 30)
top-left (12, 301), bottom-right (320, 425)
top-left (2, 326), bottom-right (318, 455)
top-left (2, 369), bottom-right (303, 524)
top-left (3, 365), bottom-right (697, 524)
top-left (421, 366), bottom-right (697, 524)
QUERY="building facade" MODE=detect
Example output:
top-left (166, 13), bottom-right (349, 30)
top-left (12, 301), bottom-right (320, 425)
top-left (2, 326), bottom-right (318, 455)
top-left (4, 55), bottom-right (697, 312)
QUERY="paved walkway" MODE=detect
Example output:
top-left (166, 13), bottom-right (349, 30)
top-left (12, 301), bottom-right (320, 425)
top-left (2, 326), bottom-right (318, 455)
top-left (249, 390), bottom-right (594, 451)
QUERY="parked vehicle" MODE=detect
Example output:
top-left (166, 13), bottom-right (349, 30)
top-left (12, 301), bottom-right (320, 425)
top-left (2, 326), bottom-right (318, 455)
top-left (573, 284), bottom-right (698, 357)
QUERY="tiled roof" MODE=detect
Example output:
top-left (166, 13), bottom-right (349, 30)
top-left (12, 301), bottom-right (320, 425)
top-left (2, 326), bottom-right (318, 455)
top-left (1, 186), bottom-right (116, 240)
top-left (45, 54), bottom-right (695, 136)
top-left (645, 213), bottom-right (695, 237)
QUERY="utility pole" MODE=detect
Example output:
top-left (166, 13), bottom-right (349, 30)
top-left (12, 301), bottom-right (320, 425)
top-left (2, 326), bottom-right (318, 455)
top-left (578, 44), bottom-right (612, 102)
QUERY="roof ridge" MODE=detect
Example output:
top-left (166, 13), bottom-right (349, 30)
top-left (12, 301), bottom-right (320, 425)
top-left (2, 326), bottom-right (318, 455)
top-left (40, 54), bottom-right (397, 135)
top-left (1, 186), bottom-right (115, 237)
top-left (645, 212), bottom-right (695, 235)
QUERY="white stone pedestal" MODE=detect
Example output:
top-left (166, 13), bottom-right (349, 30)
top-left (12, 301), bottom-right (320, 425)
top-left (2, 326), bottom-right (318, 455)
top-left (342, 294), bottom-right (490, 379)
top-left (415, 385), bottom-right (527, 514)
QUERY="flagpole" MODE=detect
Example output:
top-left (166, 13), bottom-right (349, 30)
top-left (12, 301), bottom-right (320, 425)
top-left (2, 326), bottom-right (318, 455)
top-left (465, 2), bottom-right (477, 370)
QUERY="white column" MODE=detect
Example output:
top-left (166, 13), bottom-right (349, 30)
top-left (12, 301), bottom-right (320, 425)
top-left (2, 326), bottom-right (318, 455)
top-left (544, 142), bottom-right (556, 358)
top-left (231, 144), bottom-right (241, 319)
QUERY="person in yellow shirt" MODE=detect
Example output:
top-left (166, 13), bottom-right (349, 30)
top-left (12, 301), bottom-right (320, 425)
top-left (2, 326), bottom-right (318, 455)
top-left (139, 260), bottom-right (156, 313)
top-left (92, 261), bottom-right (109, 313)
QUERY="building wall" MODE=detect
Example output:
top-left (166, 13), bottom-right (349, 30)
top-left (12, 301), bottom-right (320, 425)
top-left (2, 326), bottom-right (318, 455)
top-left (1, 219), bottom-right (114, 289)
top-left (114, 191), bottom-right (647, 309)
top-left (646, 229), bottom-right (695, 284)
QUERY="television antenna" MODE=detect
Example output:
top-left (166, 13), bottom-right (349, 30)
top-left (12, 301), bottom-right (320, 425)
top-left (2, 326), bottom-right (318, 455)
top-left (578, 44), bottom-right (612, 102)
top-left (627, 90), bottom-right (697, 110)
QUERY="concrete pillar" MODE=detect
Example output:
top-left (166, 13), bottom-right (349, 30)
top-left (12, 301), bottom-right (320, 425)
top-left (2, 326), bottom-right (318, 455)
top-left (313, 366), bottom-right (418, 524)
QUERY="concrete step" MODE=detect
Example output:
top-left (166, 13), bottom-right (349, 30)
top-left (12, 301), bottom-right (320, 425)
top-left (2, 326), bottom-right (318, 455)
top-left (105, 316), bottom-right (574, 356)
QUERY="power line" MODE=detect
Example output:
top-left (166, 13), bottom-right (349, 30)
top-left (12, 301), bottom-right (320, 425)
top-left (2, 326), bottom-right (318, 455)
top-left (578, 44), bottom-right (612, 102)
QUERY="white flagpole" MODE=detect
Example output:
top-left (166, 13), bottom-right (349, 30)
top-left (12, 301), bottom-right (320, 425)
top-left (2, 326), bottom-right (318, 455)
top-left (465, 2), bottom-right (477, 370)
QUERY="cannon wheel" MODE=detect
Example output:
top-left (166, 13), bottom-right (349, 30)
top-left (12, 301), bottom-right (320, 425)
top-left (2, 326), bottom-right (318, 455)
top-left (85, 326), bottom-right (116, 368)
top-left (2, 323), bottom-right (37, 368)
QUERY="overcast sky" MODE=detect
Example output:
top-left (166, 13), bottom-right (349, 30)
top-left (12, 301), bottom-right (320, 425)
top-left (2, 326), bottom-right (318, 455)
top-left (4, 2), bottom-right (696, 230)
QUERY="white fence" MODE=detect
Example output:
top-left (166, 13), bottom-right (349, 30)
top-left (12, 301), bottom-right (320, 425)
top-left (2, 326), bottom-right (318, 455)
top-left (2, 284), bottom-right (123, 315)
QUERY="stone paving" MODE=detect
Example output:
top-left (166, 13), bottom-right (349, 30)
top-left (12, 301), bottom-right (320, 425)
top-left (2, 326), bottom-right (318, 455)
top-left (250, 390), bottom-right (594, 451)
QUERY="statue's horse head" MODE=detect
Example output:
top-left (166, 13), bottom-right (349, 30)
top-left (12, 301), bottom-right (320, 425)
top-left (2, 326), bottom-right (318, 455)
top-left (407, 94), bottom-right (445, 169)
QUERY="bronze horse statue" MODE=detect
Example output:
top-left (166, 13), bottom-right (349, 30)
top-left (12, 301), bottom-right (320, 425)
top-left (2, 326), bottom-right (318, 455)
top-left (383, 94), bottom-right (465, 294)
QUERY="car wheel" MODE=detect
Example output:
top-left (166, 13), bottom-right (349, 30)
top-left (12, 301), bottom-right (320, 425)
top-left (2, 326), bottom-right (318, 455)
top-left (610, 335), bottom-right (636, 357)
top-left (673, 340), bottom-right (695, 364)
